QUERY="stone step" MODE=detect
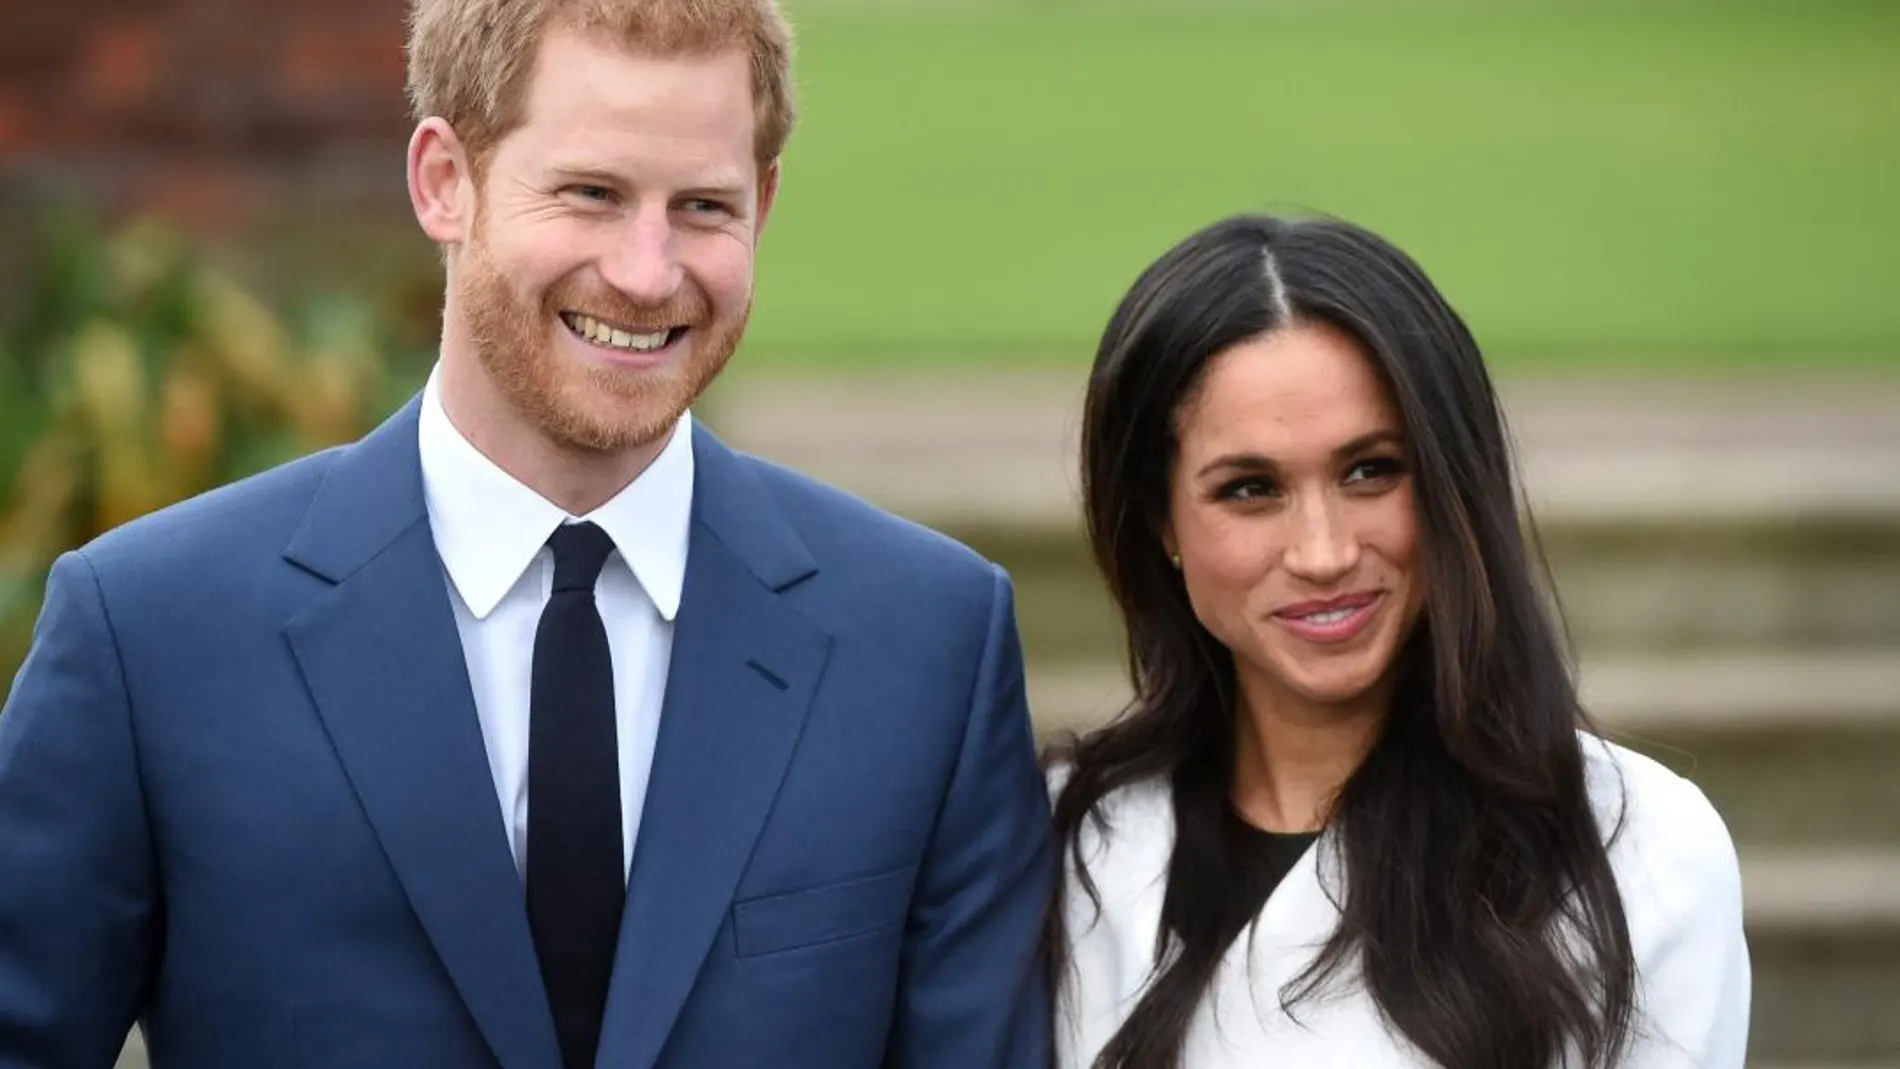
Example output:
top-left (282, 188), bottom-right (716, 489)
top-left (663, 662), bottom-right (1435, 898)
top-left (949, 519), bottom-right (1900, 660)
top-left (706, 371), bottom-right (1900, 529)
top-left (1549, 551), bottom-right (1900, 653)
top-left (1748, 849), bottom-right (1900, 1062)
top-left (1028, 651), bottom-right (1900, 846)
top-left (1746, 851), bottom-right (1900, 933)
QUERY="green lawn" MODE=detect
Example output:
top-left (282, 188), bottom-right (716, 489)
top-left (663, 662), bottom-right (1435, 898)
top-left (736, 1), bottom-right (1900, 372)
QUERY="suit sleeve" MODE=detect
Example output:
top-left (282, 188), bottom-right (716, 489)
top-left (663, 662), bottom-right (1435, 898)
top-left (0, 551), bottom-right (160, 1068)
top-left (1624, 779), bottom-right (1752, 1068)
top-left (885, 564), bottom-right (1055, 1069)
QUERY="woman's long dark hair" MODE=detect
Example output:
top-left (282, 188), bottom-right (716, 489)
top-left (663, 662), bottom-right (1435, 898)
top-left (1048, 213), bottom-right (1635, 1069)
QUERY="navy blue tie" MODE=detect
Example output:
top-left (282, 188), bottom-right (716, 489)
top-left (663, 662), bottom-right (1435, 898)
top-left (528, 521), bottom-right (623, 1069)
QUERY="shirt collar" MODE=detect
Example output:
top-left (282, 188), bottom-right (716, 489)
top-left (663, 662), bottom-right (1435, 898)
top-left (417, 366), bottom-right (694, 621)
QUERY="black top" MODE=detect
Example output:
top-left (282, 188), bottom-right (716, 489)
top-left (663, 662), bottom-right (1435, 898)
top-left (1222, 804), bottom-right (1320, 915)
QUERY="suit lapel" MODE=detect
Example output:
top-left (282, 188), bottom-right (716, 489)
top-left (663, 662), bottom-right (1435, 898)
top-left (282, 398), bottom-right (562, 1069)
top-left (596, 428), bottom-right (830, 1069)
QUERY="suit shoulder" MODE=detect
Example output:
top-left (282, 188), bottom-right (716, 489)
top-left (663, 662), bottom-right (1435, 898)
top-left (736, 449), bottom-right (1001, 583)
top-left (77, 445), bottom-right (344, 581)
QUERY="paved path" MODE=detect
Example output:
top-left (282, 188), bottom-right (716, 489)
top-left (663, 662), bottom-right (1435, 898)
top-left (706, 371), bottom-right (1900, 525)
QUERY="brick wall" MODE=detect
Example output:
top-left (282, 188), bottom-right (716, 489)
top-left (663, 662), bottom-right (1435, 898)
top-left (0, 0), bottom-right (415, 231)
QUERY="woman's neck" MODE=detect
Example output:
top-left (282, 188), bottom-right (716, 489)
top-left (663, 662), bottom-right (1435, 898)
top-left (1230, 675), bottom-right (1389, 833)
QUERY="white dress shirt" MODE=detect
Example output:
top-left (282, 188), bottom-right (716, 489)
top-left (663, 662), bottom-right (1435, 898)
top-left (1053, 734), bottom-right (1752, 1068)
top-left (416, 369), bottom-right (694, 879)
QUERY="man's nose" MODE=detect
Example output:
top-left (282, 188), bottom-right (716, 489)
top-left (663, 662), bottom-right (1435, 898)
top-left (599, 206), bottom-right (683, 305)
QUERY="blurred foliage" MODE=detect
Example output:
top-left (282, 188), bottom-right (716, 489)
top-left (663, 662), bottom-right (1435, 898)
top-left (0, 210), bottom-right (432, 690)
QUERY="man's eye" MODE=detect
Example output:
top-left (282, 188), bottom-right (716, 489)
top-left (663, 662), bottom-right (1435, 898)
top-left (572, 185), bottom-right (614, 202)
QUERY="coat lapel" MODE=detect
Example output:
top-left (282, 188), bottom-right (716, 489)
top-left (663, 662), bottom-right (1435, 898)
top-left (281, 398), bottom-right (562, 1069)
top-left (596, 427), bottom-right (830, 1069)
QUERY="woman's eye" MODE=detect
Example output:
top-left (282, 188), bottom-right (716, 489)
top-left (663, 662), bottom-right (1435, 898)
top-left (1344, 457), bottom-right (1405, 484)
top-left (1218, 478), bottom-right (1279, 501)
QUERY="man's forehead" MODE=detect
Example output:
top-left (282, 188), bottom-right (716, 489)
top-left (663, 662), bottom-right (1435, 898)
top-left (514, 40), bottom-right (754, 138)
top-left (527, 27), bottom-right (754, 98)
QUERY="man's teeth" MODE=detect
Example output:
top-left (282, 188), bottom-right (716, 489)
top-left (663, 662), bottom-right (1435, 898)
top-left (565, 313), bottom-right (672, 352)
top-left (1300, 607), bottom-right (1357, 624)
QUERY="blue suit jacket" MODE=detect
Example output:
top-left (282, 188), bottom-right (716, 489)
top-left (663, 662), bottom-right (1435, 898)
top-left (0, 397), bottom-right (1054, 1069)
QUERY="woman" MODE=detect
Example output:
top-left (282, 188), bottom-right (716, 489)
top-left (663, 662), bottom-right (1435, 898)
top-left (1047, 213), bottom-right (1749, 1068)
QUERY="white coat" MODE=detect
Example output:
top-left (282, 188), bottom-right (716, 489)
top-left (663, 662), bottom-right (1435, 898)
top-left (1053, 735), bottom-right (1751, 1068)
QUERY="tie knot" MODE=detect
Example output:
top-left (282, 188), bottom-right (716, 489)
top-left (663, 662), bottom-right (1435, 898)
top-left (548, 522), bottom-right (616, 593)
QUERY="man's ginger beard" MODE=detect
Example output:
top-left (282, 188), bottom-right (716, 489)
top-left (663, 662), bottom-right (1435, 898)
top-left (454, 204), bottom-right (748, 454)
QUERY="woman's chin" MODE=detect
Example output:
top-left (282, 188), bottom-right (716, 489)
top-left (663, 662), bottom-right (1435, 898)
top-left (1295, 681), bottom-right (1383, 712)
top-left (1268, 655), bottom-right (1401, 714)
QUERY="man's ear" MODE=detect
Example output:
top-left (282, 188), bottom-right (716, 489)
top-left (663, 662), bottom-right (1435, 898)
top-left (754, 158), bottom-right (781, 238)
top-left (408, 118), bottom-right (477, 246)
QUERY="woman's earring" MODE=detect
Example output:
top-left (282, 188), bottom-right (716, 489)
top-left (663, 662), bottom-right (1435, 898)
top-left (1170, 553), bottom-right (1183, 571)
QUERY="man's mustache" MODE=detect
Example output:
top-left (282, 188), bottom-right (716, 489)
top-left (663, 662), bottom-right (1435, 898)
top-left (547, 284), bottom-right (711, 330)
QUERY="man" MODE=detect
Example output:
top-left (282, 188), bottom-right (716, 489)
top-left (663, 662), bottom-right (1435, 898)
top-left (0, 1), bottom-right (1054, 1066)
